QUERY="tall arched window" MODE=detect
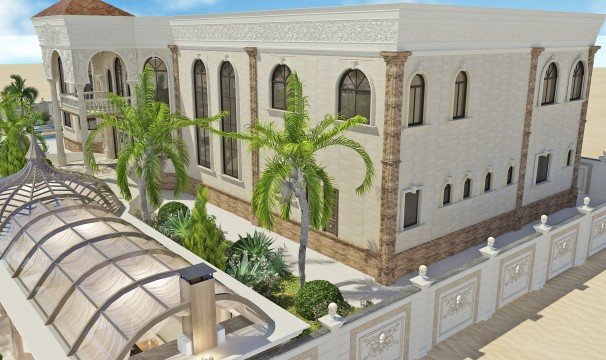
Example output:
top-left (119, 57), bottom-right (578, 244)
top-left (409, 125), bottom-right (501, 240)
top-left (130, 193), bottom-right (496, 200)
top-left (542, 63), bottom-right (558, 105)
top-left (107, 69), bottom-right (113, 93)
top-left (484, 173), bottom-right (492, 192)
top-left (57, 56), bottom-right (67, 94)
top-left (221, 62), bottom-right (238, 178)
top-left (409, 74), bottom-right (425, 126)
top-left (114, 57), bottom-right (125, 97)
top-left (194, 60), bottom-right (211, 169)
top-left (570, 62), bottom-right (584, 101)
top-left (338, 69), bottom-right (371, 123)
top-left (144, 57), bottom-right (169, 104)
top-left (272, 65), bottom-right (291, 110)
top-left (443, 184), bottom-right (451, 205)
top-left (507, 166), bottom-right (514, 185)
top-left (453, 71), bottom-right (468, 119)
top-left (463, 178), bottom-right (472, 199)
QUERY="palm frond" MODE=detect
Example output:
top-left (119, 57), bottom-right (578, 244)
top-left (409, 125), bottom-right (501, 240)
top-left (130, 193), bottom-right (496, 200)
top-left (320, 136), bottom-right (375, 195)
top-left (252, 157), bottom-right (293, 229)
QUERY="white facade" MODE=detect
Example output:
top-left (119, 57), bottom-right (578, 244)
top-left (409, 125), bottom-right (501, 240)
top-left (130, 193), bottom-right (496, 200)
top-left (33, 3), bottom-right (605, 254)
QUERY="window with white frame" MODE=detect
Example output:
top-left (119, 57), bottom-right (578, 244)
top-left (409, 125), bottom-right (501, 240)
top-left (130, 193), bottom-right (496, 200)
top-left (403, 190), bottom-right (420, 229)
top-left (570, 61), bottom-right (584, 101)
top-left (536, 154), bottom-right (551, 184)
top-left (542, 63), bottom-right (558, 105)
top-left (484, 172), bottom-right (492, 192)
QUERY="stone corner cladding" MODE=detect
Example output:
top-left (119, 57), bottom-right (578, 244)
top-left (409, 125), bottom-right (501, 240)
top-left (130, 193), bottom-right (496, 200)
top-left (161, 173), bottom-right (574, 285)
top-left (63, 137), bottom-right (103, 153)
top-left (160, 173), bottom-right (381, 278)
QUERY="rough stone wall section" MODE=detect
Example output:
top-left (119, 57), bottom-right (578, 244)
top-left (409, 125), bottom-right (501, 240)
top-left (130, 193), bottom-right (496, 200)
top-left (168, 45), bottom-right (183, 139)
top-left (377, 51), bottom-right (412, 285)
top-left (160, 173), bottom-right (381, 277)
top-left (515, 47), bottom-right (545, 224)
top-left (571, 46), bottom-right (601, 201)
top-left (63, 137), bottom-right (103, 153)
top-left (244, 47), bottom-right (260, 191)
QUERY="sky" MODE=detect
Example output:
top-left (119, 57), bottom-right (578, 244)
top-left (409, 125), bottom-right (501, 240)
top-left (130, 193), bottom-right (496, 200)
top-left (0, 0), bottom-right (605, 66)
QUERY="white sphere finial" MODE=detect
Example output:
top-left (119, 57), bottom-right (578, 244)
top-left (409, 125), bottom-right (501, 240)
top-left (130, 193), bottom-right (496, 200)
top-left (419, 265), bottom-right (428, 278)
top-left (487, 237), bottom-right (495, 248)
top-left (328, 303), bottom-right (338, 318)
top-left (584, 197), bottom-right (590, 206)
top-left (541, 215), bottom-right (548, 225)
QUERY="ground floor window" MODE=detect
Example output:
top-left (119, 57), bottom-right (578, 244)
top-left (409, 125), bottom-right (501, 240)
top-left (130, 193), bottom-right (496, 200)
top-left (536, 154), bottom-right (550, 184)
top-left (403, 190), bottom-right (420, 229)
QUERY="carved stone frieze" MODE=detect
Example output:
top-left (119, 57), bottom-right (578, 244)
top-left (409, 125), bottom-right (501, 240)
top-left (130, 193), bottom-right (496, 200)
top-left (36, 23), bottom-right (69, 46)
top-left (172, 19), bottom-right (399, 44)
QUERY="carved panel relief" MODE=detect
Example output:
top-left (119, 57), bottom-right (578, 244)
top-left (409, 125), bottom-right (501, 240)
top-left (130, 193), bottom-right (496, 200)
top-left (349, 303), bottom-right (411, 360)
top-left (547, 225), bottom-right (579, 280)
top-left (433, 271), bottom-right (480, 344)
top-left (36, 23), bottom-right (69, 47)
top-left (172, 19), bottom-right (399, 44)
top-left (588, 212), bottom-right (606, 257)
top-left (497, 245), bottom-right (535, 308)
top-left (41, 48), bottom-right (54, 80)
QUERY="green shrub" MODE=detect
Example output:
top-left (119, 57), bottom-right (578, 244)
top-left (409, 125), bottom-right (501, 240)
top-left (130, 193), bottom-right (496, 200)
top-left (157, 201), bottom-right (190, 227)
top-left (227, 251), bottom-right (283, 299)
top-left (183, 188), bottom-right (229, 270)
top-left (159, 210), bottom-right (193, 243)
top-left (229, 231), bottom-right (274, 262)
top-left (294, 280), bottom-right (349, 321)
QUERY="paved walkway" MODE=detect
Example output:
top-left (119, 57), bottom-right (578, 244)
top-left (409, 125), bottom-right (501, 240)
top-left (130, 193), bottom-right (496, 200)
top-left (427, 248), bottom-right (606, 360)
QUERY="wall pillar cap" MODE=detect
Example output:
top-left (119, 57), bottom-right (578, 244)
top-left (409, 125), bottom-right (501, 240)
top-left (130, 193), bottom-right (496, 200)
top-left (577, 196), bottom-right (594, 215)
top-left (319, 309), bottom-right (345, 330)
top-left (533, 214), bottom-right (552, 234)
top-left (410, 265), bottom-right (433, 290)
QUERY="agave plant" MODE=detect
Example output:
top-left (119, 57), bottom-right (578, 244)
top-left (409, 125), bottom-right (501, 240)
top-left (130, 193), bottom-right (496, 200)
top-left (159, 209), bottom-right (193, 242)
top-left (227, 251), bottom-right (282, 298)
top-left (229, 231), bottom-right (274, 263)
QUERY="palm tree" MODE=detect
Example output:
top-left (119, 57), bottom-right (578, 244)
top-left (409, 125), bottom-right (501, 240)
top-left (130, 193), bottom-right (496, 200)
top-left (3, 74), bottom-right (39, 110)
top-left (84, 66), bottom-right (225, 222)
top-left (0, 94), bottom-right (47, 177)
top-left (220, 73), bottom-right (374, 287)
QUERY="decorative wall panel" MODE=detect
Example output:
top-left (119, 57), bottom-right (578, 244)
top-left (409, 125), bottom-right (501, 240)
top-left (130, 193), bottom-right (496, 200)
top-left (497, 245), bottom-right (535, 308)
top-left (588, 212), bottom-right (606, 256)
top-left (547, 224), bottom-right (579, 280)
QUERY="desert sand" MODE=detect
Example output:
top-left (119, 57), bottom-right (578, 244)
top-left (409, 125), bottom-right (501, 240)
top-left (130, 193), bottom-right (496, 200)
top-left (0, 64), bottom-right (50, 102)
top-left (584, 68), bottom-right (606, 159)
top-left (426, 248), bottom-right (606, 360)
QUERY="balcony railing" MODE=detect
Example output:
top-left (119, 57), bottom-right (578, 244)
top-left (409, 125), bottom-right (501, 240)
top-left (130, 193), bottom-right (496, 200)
top-left (60, 91), bottom-right (130, 116)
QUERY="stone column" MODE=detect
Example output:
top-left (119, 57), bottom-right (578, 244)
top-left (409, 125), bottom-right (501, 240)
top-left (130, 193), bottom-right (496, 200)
top-left (571, 46), bottom-right (601, 201)
top-left (515, 47), bottom-right (545, 227)
top-left (47, 78), bottom-right (67, 166)
top-left (377, 51), bottom-right (412, 285)
top-left (169, 45), bottom-right (183, 140)
top-left (75, 84), bottom-right (93, 174)
top-left (244, 47), bottom-right (260, 190)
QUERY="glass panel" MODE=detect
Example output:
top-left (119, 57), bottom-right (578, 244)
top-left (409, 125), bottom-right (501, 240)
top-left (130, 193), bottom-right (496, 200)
top-left (404, 191), bottom-right (419, 228)
top-left (220, 62), bottom-right (238, 178)
top-left (484, 173), bottom-right (491, 192)
top-left (507, 167), bottom-right (513, 185)
top-left (339, 70), bottom-right (371, 123)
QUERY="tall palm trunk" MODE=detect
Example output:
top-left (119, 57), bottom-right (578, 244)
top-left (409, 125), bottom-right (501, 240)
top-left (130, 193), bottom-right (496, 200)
top-left (297, 191), bottom-right (310, 288)
top-left (139, 173), bottom-right (150, 223)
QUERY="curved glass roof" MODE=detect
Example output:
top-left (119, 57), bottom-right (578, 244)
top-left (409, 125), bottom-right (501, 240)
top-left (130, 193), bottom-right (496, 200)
top-left (1, 201), bottom-right (191, 360)
top-left (0, 135), bottom-right (124, 232)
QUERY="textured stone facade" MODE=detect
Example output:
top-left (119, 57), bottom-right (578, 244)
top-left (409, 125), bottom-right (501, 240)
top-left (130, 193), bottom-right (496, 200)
top-left (244, 47), bottom-right (260, 190)
top-left (571, 46), bottom-right (601, 199)
top-left (515, 47), bottom-right (545, 224)
top-left (63, 137), bottom-right (104, 153)
top-left (377, 51), bottom-right (412, 285)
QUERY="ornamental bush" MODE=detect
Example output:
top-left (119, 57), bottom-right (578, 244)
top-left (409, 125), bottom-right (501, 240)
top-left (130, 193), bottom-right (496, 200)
top-left (294, 280), bottom-right (350, 321)
top-left (157, 201), bottom-right (190, 227)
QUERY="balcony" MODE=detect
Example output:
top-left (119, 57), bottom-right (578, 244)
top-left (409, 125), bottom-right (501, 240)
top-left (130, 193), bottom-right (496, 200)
top-left (60, 91), bottom-right (129, 116)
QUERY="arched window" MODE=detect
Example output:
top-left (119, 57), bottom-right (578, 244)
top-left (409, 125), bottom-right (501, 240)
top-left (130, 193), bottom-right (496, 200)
top-left (338, 69), bottom-right (371, 123)
top-left (272, 65), bottom-right (291, 110)
top-left (463, 178), bottom-right (471, 199)
top-left (566, 149), bottom-right (573, 167)
top-left (220, 62), bottom-right (238, 178)
top-left (542, 63), bottom-right (558, 105)
top-left (107, 69), bottom-right (113, 93)
top-left (453, 71), bottom-right (468, 119)
top-left (115, 58), bottom-right (125, 97)
top-left (507, 166), bottom-right (514, 185)
top-left (144, 57), bottom-right (169, 104)
top-left (194, 60), bottom-right (211, 169)
top-left (409, 74), bottom-right (425, 126)
top-left (443, 184), bottom-right (452, 205)
top-left (57, 56), bottom-right (67, 94)
top-left (570, 62), bottom-right (584, 101)
top-left (484, 173), bottom-right (492, 192)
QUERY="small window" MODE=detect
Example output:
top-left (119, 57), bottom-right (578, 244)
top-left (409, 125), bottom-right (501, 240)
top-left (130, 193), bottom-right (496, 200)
top-left (87, 117), bottom-right (97, 130)
top-left (463, 178), bottom-right (471, 199)
top-left (542, 63), bottom-right (558, 105)
top-left (62, 111), bottom-right (71, 128)
top-left (507, 166), bottom-right (514, 185)
top-left (107, 69), bottom-right (113, 93)
top-left (570, 62), bottom-right (584, 101)
top-left (115, 57), bottom-right (125, 97)
top-left (338, 69), bottom-right (371, 123)
top-left (271, 65), bottom-right (291, 110)
top-left (453, 71), bottom-right (468, 119)
top-left (443, 184), bottom-right (451, 205)
top-left (403, 190), bottom-right (420, 229)
top-left (409, 74), bottom-right (425, 126)
top-left (484, 173), bottom-right (492, 192)
top-left (84, 63), bottom-right (93, 93)
top-left (566, 149), bottom-right (573, 167)
top-left (324, 189), bottom-right (339, 236)
top-left (536, 154), bottom-right (551, 184)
